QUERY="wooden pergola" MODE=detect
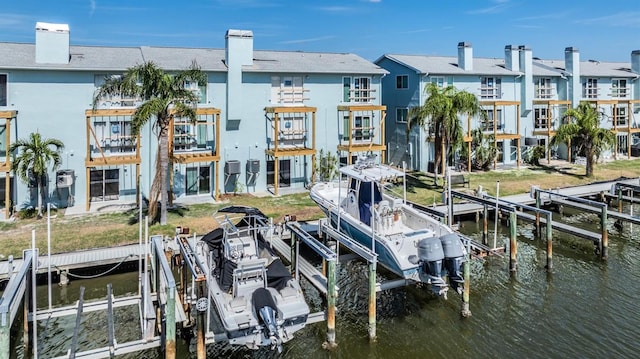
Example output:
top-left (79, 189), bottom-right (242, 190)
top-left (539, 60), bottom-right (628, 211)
top-left (264, 106), bottom-right (317, 196)
top-left (532, 100), bottom-right (572, 163)
top-left (585, 99), bottom-right (640, 160)
top-left (336, 104), bottom-right (387, 164)
top-left (84, 109), bottom-right (141, 211)
top-left (168, 108), bottom-right (221, 200)
top-left (0, 110), bottom-right (17, 217)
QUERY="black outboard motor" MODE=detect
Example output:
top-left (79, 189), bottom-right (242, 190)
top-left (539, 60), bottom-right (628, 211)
top-left (252, 288), bottom-right (283, 352)
top-left (440, 233), bottom-right (465, 293)
top-left (416, 237), bottom-right (446, 290)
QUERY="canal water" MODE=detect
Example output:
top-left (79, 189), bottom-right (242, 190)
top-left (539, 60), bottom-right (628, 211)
top-left (9, 205), bottom-right (640, 358)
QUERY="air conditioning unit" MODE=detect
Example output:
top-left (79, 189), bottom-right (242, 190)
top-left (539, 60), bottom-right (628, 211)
top-left (56, 170), bottom-right (74, 188)
top-left (224, 160), bottom-right (241, 175)
top-left (247, 159), bottom-right (260, 174)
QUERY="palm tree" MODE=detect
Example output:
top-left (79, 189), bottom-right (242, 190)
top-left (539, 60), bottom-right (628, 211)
top-left (408, 83), bottom-right (484, 184)
top-left (10, 132), bottom-right (64, 218)
top-left (551, 102), bottom-right (615, 177)
top-left (93, 61), bottom-right (206, 225)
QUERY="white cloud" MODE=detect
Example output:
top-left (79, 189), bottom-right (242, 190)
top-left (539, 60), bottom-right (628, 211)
top-left (280, 35), bottom-right (335, 45)
top-left (575, 12), bottom-right (640, 27)
top-left (0, 14), bottom-right (30, 28)
top-left (317, 6), bottom-right (353, 12)
top-left (89, 0), bottom-right (96, 16)
top-left (467, 0), bottom-right (512, 14)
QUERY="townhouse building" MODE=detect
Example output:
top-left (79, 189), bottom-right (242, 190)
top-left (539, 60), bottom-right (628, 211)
top-left (376, 43), bottom-right (640, 172)
top-left (0, 23), bottom-right (387, 218)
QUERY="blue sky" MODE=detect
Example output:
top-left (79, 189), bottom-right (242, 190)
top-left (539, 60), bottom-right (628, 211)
top-left (2, 0), bottom-right (640, 62)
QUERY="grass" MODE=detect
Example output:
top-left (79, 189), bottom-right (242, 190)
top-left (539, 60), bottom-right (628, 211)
top-left (3, 158), bottom-right (640, 259)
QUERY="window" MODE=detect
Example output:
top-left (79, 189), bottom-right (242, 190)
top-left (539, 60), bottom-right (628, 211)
top-left (94, 74), bottom-right (139, 107)
top-left (481, 77), bottom-right (501, 99)
top-left (343, 115), bottom-right (372, 141)
top-left (430, 76), bottom-right (446, 88)
top-left (396, 108), bottom-right (408, 123)
top-left (0, 123), bottom-right (6, 157)
top-left (396, 75), bottom-right (408, 89)
top-left (92, 118), bottom-right (136, 153)
top-left (173, 116), bottom-right (214, 152)
top-left (342, 77), bottom-right (374, 102)
top-left (0, 177), bottom-right (12, 208)
top-left (612, 79), bottom-right (628, 98)
top-left (185, 164), bottom-right (210, 196)
top-left (0, 74), bottom-right (6, 106)
top-left (89, 168), bottom-right (119, 201)
top-left (535, 78), bottom-right (553, 99)
top-left (271, 76), bottom-right (305, 104)
top-left (614, 106), bottom-right (628, 126)
top-left (185, 79), bottom-right (207, 104)
top-left (534, 108), bottom-right (549, 129)
top-left (583, 78), bottom-right (598, 99)
top-left (482, 109), bottom-right (503, 131)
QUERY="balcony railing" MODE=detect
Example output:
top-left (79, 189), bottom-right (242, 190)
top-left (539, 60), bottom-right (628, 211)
top-left (480, 87), bottom-right (501, 99)
top-left (345, 88), bottom-right (376, 102)
top-left (611, 87), bottom-right (630, 98)
top-left (535, 86), bottom-right (555, 99)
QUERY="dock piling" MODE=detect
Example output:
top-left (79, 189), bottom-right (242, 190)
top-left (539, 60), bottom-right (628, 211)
top-left (546, 212), bottom-right (553, 271)
top-left (461, 237), bottom-right (472, 318)
top-left (324, 255), bottom-right (337, 349)
top-left (601, 206), bottom-right (608, 260)
top-left (482, 204), bottom-right (489, 246)
top-left (368, 260), bottom-right (377, 341)
top-left (509, 211), bottom-right (517, 273)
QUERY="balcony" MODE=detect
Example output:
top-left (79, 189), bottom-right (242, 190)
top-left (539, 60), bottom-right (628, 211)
top-left (344, 88), bottom-right (377, 103)
top-left (535, 86), bottom-right (555, 99)
top-left (611, 87), bottom-right (630, 98)
top-left (480, 87), bottom-right (501, 100)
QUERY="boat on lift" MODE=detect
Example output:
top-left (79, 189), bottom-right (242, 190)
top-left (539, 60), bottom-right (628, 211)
top-left (193, 206), bottom-right (309, 351)
top-left (310, 155), bottom-right (466, 296)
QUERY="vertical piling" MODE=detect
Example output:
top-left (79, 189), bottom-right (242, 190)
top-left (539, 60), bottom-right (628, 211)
top-left (546, 212), bottom-right (553, 271)
top-left (482, 204), bottom-right (489, 246)
top-left (618, 189), bottom-right (623, 212)
top-left (196, 281), bottom-right (206, 359)
top-left (165, 285), bottom-right (176, 359)
top-left (290, 233), bottom-right (297, 279)
top-left (601, 206), bottom-right (608, 260)
top-left (509, 211), bottom-right (517, 273)
top-left (324, 257), bottom-right (337, 349)
top-left (535, 190), bottom-right (541, 237)
top-left (0, 312), bottom-right (8, 359)
top-left (461, 237), bottom-right (472, 318)
top-left (368, 260), bottom-right (377, 341)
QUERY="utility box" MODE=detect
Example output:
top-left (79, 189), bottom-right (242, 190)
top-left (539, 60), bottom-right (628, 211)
top-left (247, 159), bottom-right (260, 174)
top-left (56, 169), bottom-right (74, 188)
top-left (225, 160), bottom-right (241, 175)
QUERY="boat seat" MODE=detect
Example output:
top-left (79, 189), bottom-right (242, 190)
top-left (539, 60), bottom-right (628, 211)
top-left (377, 200), bottom-right (391, 216)
top-left (392, 198), bottom-right (404, 210)
top-left (230, 296), bottom-right (247, 313)
top-left (280, 286), bottom-right (298, 300)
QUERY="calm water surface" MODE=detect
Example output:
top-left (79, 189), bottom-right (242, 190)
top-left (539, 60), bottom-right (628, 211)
top-left (10, 206), bottom-right (640, 358)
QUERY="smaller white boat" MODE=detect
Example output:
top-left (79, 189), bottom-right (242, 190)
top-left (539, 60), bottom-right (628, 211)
top-left (197, 206), bottom-right (310, 351)
top-left (310, 155), bottom-right (466, 296)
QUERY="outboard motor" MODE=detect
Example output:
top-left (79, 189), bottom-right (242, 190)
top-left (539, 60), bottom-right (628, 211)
top-left (252, 288), bottom-right (283, 352)
top-left (440, 233), bottom-right (465, 293)
top-left (416, 237), bottom-right (446, 292)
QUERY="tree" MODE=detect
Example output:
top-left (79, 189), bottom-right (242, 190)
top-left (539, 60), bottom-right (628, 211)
top-left (10, 132), bottom-right (64, 218)
top-left (550, 102), bottom-right (615, 177)
top-left (408, 83), bottom-right (484, 184)
top-left (470, 128), bottom-right (498, 170)
top-left (93, 61), bottom-right (206, 225)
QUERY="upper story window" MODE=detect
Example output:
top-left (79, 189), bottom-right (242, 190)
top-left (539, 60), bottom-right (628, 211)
top-left (396, 75), bottom-right (408, 89)
top-left (482, 108), bottom-right (503, 131)
top-left (396, 108), bottom-right (408, 123)
top-left (480, 77), bottom-right (501, 99)
top-left (430, 76), bottom-right (446, 88)
top-left (94, 74), bottom-right (140, 107)
top-left (343, 77), bottom-right (374, 103)
top-left (173, 117), bottom-right (213, 152)
top-left (0, 123), bottom-right (6, 158)
top-left (534, 108), bottom-right (550, 129)
top-left (271, 76), bottom-right (306, 104)
top-left (535, 78), bottom-right (553, 99)
top-left (613, 106), bottom-right (628, 126)
top-left (611, 79), bottom-right (629, 98)
top-left (0, 74), bottom-right (7, 106)
top-left (92, 118), bottom-right (136, 153)
top-left (184, 79), bottom-right (207, 104)
top-left (583, 78), bottom-right (598, 99)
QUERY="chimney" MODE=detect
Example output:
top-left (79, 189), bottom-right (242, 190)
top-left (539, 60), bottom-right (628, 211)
top-left (519, 45), bottom-right (533, 113)
top-left (225, 29), bottom-right (254, 130)
top-left (35, 22), bottom-right (69, 64)
top-left (632, 50), bottom-right (640, 75)
top-left (504, 45), bottom-right (519, 72)
top-left (457, 42), bottom-right (473, 71)
top-left (564, 47), bottom-right (581, 107)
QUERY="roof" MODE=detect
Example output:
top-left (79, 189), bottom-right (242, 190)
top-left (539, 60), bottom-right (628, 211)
top-left (0, 42), bottom-right (386, 75)
top-left (248, 50), bottom-right (387, 74)
top-left (377, 54), bottom-right (519, 76)
top-left (533, 59), bottom-right (636, 78)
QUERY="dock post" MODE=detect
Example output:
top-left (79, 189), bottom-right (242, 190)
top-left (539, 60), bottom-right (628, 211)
top-left (368, 260), bottom-right (377, 341)
top-left (196, 281), bottom-right (206, 359)
top-left (0, 313), bottom-right (8, 359)
top-left (290, 233), bottom-right (297, 279)
top-left (535, 190), bottom-right (541, 237)
top-left (601, 206), bottom-right (608, 260)
top-left (461, 237), bottom-right (472, 318)
top-left (509, 211), bottom-right (517, 273)
top-left (618, 188), bottom-right (623, 212)
top-left (165, 287), bottom-right (176, 359)
top-left (482, 204), bottom-right (489, 246)
top-left (323, 256), bottom-right (337, 349)
top-left (545, 212), bottom-right (553, 271)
